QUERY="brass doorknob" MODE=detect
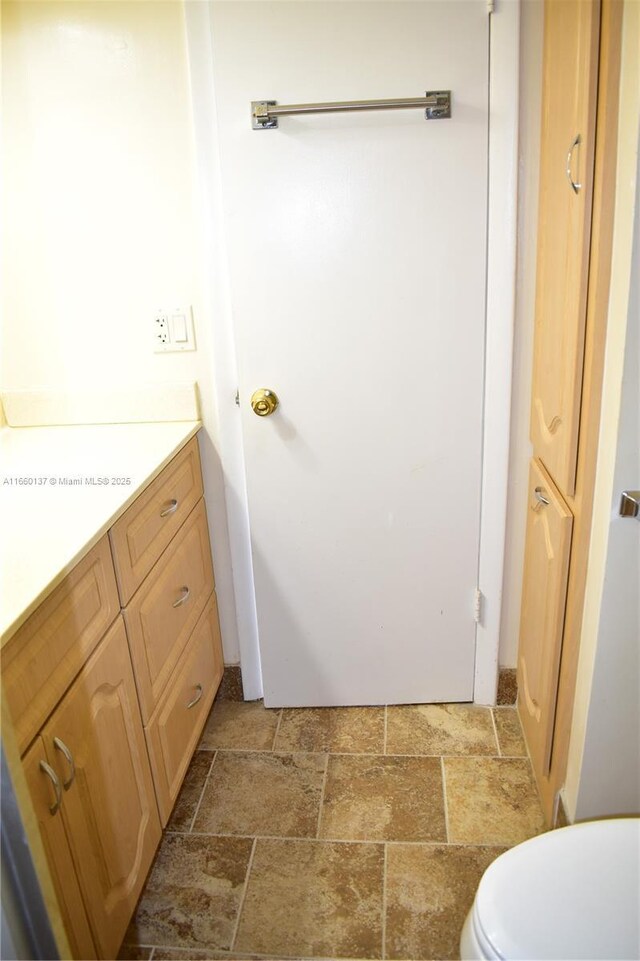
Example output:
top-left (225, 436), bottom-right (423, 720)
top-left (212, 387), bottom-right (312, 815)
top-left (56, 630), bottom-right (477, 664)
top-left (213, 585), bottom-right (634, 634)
top-left (250, 388), bottom-right (279, 417)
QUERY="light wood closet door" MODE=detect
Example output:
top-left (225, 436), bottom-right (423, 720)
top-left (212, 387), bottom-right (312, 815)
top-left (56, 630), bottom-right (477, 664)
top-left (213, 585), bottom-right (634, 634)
top-left (43, 618), bottom-right (161, 960)
top-left (518, 460), bottom-right (573, 777)
top-left (530, 0), bottom-right (600, 495)
top-left (23, 737), bottom-right (97, 961)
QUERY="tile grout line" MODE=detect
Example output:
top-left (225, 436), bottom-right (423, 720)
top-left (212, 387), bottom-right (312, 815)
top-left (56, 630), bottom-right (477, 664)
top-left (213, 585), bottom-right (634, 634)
top-left (382, 842), bottom-right (388, 960)
top-left (208, 746), bottom-right (517, 759)
top-left (146, 946), bottom-right (380, 961)
top-left (440, 756), bottom-right (450, 844)
top-left (489, 707), bottom-right (501, 756)
top-left (176, 830), bottom-right (507, 848)
top-left (271, 708), bottom-right (284, 751)
top-left (188, 750), bottom-right (218, 833)
top-left (315, 753), bottom-right (330, 838)
top-left (230, 836), bottom-right (257, 954)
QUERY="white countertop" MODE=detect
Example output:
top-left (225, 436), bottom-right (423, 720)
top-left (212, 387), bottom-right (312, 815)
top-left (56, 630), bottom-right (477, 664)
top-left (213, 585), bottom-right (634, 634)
top-left (0, 420), bottom-right (200, 645)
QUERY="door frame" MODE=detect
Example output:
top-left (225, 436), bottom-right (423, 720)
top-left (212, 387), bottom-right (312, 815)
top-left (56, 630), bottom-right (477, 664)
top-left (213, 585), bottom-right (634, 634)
top-left (185, 0), bottom-right (520, 703)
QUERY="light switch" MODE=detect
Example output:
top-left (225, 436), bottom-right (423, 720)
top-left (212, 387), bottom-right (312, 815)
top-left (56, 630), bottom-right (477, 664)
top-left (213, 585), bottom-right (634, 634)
top-left (172, 313), bottom-right (188, 343)
top-left (153, 306), bottom-right (196, 352)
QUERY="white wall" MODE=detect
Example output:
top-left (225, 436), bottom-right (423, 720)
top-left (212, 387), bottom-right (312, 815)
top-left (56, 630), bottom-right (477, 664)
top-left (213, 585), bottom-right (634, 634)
top-left (1, 1), bottom-right (241, 663)
top-left (499, 0), bottom-right (543, 668)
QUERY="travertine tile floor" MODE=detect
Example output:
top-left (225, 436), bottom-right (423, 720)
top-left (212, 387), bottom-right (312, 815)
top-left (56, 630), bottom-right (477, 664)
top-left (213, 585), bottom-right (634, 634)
top-left (121, 700), bottom-right (545, 961)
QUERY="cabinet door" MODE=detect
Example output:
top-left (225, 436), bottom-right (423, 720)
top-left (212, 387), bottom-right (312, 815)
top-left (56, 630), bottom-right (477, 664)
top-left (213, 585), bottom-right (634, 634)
top-left (44, 617), bottom-right (161, 960)
top-left (530, 0), bottom-right (600, 495)
top-left (23, 738), bottom-right (97, 961)
top-left (518, 460), bottom-right (573, 777)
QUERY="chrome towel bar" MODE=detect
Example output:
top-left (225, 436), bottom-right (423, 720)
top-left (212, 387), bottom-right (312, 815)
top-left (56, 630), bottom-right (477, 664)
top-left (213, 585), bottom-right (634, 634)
top-left (251, 91), bottom-right (451, 129)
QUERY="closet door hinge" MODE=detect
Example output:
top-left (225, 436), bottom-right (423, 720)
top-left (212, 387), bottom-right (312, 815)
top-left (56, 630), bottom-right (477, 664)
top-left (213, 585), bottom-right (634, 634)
top-left (487, 0), bottom-right (495, 14)
top-left (474, 588), bottom-right (484, 625)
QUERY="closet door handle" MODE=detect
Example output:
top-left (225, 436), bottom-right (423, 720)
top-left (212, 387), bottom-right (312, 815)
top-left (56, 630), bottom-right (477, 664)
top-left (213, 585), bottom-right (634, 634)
top-left (173, 586), bottom-right (191, 608)
top-left (160, 498), bottom-right (179, 518)
top-left (566, 135), bottom-right (582, 194)
top-left (39, 761), bottom-right (62, 815)
top-left (534, 487), bottom-right (550, 506)
top-left (53, 737), bottom-right (76, 790)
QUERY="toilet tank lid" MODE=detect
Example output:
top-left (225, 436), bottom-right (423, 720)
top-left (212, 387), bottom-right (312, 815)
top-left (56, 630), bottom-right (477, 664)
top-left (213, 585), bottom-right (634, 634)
top-left (475, 818), bottom-right (640, 960)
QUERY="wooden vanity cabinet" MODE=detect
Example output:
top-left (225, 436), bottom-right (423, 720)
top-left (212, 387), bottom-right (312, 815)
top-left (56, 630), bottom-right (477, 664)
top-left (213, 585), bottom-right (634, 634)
top-left (4, 434), bottom-right (224, 958)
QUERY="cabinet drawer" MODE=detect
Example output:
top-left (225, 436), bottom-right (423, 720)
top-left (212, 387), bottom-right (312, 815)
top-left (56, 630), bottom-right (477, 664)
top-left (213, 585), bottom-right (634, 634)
top-left (110, 437), bottom-right (203, 604)
top-left (123, 499), bottom-right (215, 722)
top-left (517, 459), bottom-right (574, 776)
top-left (146, 595), bottom-right (223, 825)
top-left (2, 538), bottom-right (120, 755)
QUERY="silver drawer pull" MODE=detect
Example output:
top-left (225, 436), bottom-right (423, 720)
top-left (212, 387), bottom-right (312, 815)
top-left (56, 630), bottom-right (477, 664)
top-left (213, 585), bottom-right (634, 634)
top-left (534, 487), bottom-right (550, 506)
top-left (39, 761), bottom-right (62, 816)
top-left (53, 737), bottom-right (76, 791)
top-left (172, 586), bottom-right (191, 608)
top-left (160, 498), bottom-right (179, 518)
top-left (186, 684), bottom-right (204, 709)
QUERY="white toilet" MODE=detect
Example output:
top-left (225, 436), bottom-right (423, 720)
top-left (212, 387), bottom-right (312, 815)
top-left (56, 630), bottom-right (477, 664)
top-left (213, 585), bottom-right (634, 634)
top-left (460, 817), bottom-right (640, 960)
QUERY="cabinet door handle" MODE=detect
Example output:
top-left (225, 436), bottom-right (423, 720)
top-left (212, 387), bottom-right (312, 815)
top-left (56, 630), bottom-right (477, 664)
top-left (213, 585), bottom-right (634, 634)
top-left (39, 761), bottom-right (62, 815)
top-left (173, 586), bottom-right (191, 608)
top-left (534, 486), bottom-right (550, 506)
top-left (566, 134), bottom-right (582, 194)
top-left (160, 498), bottom-right (179, 518)
top-left (186, 684), bottom-right (204, 709)
top-left (53, 737), bottom-right (76, 790)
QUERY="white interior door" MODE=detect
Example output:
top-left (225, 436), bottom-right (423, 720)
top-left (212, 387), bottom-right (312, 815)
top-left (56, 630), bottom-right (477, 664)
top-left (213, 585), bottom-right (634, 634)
top-left (211, 1), bottom-right (489, 706)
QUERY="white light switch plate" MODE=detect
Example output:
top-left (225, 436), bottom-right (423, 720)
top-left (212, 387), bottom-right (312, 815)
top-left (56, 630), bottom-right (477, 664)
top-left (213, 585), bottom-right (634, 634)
top-left (153, 306), bottom-right (196, 353)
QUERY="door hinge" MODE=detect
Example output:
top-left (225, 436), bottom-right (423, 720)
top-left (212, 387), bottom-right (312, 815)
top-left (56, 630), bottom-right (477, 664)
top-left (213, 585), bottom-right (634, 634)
top-left (474, 588), bottom-right (484, 625)
top-left (487, 0), bottom-right (495, 13)
top-left (235, 389), bottom-right (240, 407)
